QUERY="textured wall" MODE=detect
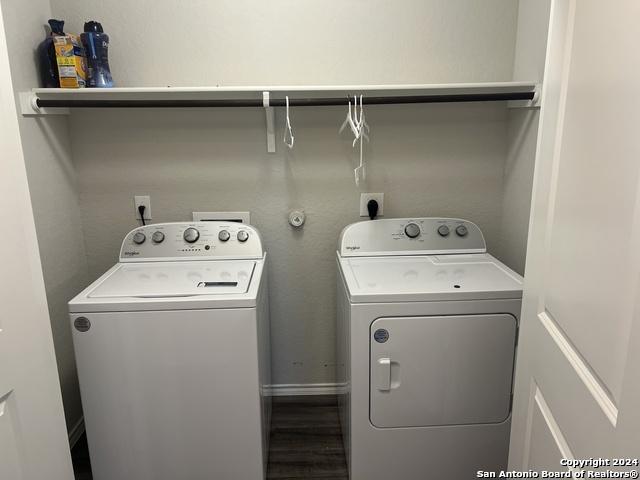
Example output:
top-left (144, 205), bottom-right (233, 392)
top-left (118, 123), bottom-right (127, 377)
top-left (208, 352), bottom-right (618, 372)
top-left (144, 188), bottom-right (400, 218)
top-left (1, 0), bottom-right (89, 433)
top-left (41, 0), bottom-right (520, 387)
top-left (497, 0), bottom-right (551, 274)
top-left (49, 0), bottom-right (518, 86)
top-left (70, 104), bottom-right (508, 385)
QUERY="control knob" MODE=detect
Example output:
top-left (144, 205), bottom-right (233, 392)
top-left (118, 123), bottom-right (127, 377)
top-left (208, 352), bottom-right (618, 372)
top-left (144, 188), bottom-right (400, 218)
top-left (237, 230), bottom-right (249, 243)
top-left (132, 232), bottom-right (146, 245)
top-left (152, 231), bottom-right (165, 243)
top-left (456, 225), bottom-right (468, 237)
top-left (437, 225), bottom-right (450, 237)
top-left (183, 227), bottom-right (200, 243)
top-left (404, 223), bottom-right (421, 239)
top-left (218, 230), bottom-right (230, 242)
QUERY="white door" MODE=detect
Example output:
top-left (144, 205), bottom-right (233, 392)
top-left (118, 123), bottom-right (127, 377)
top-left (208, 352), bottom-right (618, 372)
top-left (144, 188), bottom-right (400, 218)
top-left (0, 2), bottom-right (74, 479)
top-left (510, 0), bottom-right (640, 474)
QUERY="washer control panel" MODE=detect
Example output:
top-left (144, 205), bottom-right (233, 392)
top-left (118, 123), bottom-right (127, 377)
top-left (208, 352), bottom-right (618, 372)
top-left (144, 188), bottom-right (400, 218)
top-left (119, 222), bottom-right (263, 262)
top-left (338, 218), bottom-right (486, 257)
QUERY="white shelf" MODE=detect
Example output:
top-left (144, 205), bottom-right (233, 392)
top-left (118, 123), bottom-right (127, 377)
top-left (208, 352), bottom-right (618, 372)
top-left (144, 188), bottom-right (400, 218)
top-left (21, 81), bottom-right (539, 153)
top-left (30, 81), bottom-right (538, 104)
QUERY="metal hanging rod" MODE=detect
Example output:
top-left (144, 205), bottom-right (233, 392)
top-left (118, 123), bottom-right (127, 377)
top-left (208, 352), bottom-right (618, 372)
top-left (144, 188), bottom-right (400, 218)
top-left (21, 83), bottom-right (540, 153)
top-left (34, 91), bottom-right (535, 109)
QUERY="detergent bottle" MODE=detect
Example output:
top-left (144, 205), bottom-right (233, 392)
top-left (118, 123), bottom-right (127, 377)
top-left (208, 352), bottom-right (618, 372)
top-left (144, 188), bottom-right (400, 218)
top-left (81, 21), bottom-right (113, 87)
top-left (37, 19), bottom-right (65, 88)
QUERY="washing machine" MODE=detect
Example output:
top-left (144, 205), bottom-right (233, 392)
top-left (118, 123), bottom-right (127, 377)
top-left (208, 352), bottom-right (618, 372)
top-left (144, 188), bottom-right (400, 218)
top-left (69, 222), bottom-right (271, 480)
top-left (336, 218), bottom-right (523, 480)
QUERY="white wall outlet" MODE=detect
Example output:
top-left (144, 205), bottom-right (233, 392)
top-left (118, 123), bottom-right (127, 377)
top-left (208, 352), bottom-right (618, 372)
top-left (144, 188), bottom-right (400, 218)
top-left (134, 195), bottom-right (151, 221)
top-left (360, 193), bottom-right (384, 217)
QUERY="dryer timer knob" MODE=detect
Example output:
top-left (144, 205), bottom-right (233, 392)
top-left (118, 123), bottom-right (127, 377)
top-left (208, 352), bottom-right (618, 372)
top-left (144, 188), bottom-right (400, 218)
top-left (132, 232), bottom-right (146, 245)
top-left (437, 225), bottom-right (450, 237)
top-left (456, 225), bottom-right (469, 237)
top-left (404, 223), bottom-right (421, 239)
top-left (237, 230), bottom-right (249, 243)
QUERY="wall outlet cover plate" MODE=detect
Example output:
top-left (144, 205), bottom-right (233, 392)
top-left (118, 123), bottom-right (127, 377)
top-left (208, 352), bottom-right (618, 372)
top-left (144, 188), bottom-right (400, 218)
top-left (360, 193), bottom-right (384, 217)
top-left (134, 195), bottom-right (151, 220)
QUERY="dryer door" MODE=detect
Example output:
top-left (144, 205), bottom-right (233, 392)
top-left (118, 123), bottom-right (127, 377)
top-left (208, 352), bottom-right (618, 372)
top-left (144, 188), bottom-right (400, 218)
top-left (370, 314), bottom-right (517, 428)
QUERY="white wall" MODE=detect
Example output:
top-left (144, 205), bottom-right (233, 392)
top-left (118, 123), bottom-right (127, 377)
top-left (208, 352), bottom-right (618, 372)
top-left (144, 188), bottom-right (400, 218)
top-left (70, 104), bottom-right (509, 386)
top-left (1, 0), bottom-right (89, 435)
top-left (498, 0), bottom-right (551, 274)
top-left (50, 0), bottom-right (517, 86)
top-left (40, 0), bottom-right (521, 388)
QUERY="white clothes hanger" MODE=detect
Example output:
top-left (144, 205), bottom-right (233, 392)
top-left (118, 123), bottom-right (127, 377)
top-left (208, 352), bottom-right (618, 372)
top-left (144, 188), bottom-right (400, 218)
top-left (359, 95), bottom-right (370, 135)
top-left (284, 96), bottom-right (295, 149)
top-left (338, 98), bottom-right (351, 133)
top-left (338, 95), bottom-right (370, 186)
top-left (354, 133), bottom-right (365, 185)
top-left (352, 96), bottom-right (370, 147)
top-left (353, 96), bottom-right (370, 185)
top-left (340, 96), bottom-right (361, 139)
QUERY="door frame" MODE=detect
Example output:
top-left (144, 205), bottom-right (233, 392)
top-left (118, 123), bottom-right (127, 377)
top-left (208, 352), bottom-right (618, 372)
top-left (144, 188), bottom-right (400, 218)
top-left (0, 1), bottom-right (74, 478)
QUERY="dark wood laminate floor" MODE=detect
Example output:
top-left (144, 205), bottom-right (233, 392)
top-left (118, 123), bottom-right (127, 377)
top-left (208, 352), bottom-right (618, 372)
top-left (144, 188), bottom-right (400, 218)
top-left (267, 395), bottom-right (348, 479)
top-left (71, 395), bottom-right (348, 480)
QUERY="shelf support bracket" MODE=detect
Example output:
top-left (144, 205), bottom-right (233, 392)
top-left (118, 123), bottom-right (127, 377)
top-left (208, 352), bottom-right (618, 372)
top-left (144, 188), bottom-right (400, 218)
top-left (263, 91), bottom-right (276, 153)
top-left (19, 92), bottom-right (69, 116)
top-left (507, 83), bottom-right (542, 109)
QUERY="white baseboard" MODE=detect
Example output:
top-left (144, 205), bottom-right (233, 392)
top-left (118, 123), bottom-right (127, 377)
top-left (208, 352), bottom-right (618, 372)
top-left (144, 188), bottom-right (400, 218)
top-left (68, 416), bottom-right (85, 448)
top-left (264, 383), bottom-right (344, 396)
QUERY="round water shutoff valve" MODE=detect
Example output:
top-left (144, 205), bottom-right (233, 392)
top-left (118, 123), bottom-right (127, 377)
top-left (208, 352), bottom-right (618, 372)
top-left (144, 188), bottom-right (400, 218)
top-left (404, 223), bottom-right (421, 239)
top-left (456, 225), bottom-right (468, 237)
top-left (237, 230), bottom-right (249, 243)
top-left (437, 225), bottom-right (450, 237)
top-left (133, 232), bottom-right (146, 245)
top-left (152, 231), bottom-right (165, 243)
top-left (288, 210), bottom-right (306, 228)
top-left (183, 227), bottom-right (200, 243)
top-left (218, 230), bottom-right (230, 242)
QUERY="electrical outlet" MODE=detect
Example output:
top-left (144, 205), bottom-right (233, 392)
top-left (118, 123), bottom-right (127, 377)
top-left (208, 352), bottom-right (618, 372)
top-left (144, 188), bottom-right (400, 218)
top-left (360, 193), bottom-right (384, 217)
top-left (134, 195), bottom-right (152, 221)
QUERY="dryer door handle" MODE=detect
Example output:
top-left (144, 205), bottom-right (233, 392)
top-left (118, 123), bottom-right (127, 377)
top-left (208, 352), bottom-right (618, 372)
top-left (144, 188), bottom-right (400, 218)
top-left (375, 358), bottom-right (392, 391)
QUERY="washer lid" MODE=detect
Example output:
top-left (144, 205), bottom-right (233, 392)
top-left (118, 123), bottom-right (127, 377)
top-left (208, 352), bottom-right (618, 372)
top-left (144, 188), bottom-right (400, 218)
top-left (339, 253), bottom-right (523, 303)
top-left (88, 260), bottom-right (256, 298)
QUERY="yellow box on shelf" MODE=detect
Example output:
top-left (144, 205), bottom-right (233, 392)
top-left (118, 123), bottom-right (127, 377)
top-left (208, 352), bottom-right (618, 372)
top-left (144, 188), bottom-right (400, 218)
top-left (53, 35), bottom-right (86, 88)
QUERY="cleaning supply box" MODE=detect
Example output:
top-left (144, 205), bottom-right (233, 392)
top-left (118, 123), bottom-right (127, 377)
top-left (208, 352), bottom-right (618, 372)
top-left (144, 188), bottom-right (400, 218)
top-left (53, 34), bottom-right (87, 88)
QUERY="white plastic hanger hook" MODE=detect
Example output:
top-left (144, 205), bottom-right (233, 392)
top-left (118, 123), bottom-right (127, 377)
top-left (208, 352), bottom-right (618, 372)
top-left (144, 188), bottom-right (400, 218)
top-left (284, 96), bottom-right (295, 149)
top-left (353, 96), bottom-right (370, 185)
top-left (339, 95), bottom-right (370, 186)
top-left (339, 95), bottom-right (360, 139)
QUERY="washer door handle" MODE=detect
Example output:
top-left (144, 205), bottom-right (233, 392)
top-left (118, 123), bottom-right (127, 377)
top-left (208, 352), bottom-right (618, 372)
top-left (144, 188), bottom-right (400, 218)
top-left (375, 358), bottom-right (392, 391)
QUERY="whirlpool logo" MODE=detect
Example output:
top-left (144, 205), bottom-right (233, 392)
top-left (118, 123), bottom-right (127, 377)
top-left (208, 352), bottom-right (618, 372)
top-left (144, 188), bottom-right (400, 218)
top-left (346, 245), bottom-right (361, 251)
top-left (123, 251), bottom-right (140, 257)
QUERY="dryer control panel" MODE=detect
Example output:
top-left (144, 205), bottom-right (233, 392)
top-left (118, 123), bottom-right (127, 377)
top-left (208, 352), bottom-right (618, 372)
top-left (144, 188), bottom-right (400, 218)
top-left (338, 218), bottom-right (486, 257)
top-left (119, 222), bottom-right (264, 262)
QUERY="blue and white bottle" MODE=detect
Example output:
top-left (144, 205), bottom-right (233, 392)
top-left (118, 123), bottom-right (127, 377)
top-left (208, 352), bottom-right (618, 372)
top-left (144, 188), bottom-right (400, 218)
top-left (81, 21), bottom-right (113, 88)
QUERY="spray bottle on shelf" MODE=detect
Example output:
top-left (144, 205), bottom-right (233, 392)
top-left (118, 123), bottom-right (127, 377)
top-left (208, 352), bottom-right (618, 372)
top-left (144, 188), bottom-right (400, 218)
top-left (81, 21), bottom-right (113, 88)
